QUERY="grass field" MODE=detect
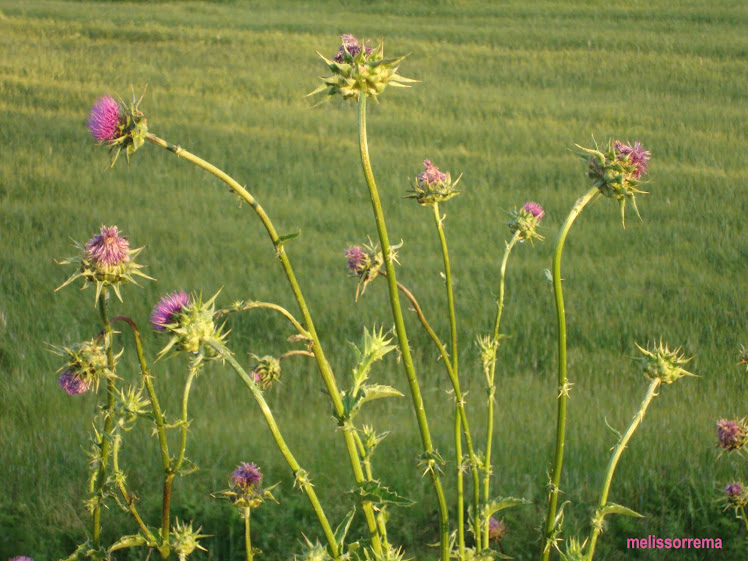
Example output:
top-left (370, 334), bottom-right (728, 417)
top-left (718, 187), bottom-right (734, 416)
top-left (1, 1), bottom-right (747, 559)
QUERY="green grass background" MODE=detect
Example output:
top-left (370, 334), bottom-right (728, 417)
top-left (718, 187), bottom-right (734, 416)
top-left (0, 0), bottom-right (746, 559)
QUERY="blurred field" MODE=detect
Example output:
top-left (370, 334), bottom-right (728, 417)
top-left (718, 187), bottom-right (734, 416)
top-left (0, 0), bottom-right (746, 559)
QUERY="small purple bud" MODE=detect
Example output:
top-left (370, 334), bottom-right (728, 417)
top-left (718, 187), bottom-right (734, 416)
top-left (418, 160), bottom-right (447, 186)
top-left (488, 516), bottom-right (507, 541)
top-left (334, 34), bottom-right (372, 63)
top-left (232, 462), bottom-right (263, 492)
top-left (345, 246), bottom-right (366, 274)
top-left (725, 481), bottom-right (746, 506)
top-left (151, 290), bottom-right (191, 331)
top-left (84, 225), bottom-right (130, 267)
top-left (614, 140), bottom-right (650, 179)
top-left (58, 371), bottom-right (90, 395)
top-left (523, 201), bottom-right (545, 221)
top-left (717, 419), bottom-right (746, 450)
top-left (87, 95), bottom-right (121, 142)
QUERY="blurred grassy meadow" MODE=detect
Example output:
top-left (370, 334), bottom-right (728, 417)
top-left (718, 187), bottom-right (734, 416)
top-left (1, 0), bottom-right (747, 559)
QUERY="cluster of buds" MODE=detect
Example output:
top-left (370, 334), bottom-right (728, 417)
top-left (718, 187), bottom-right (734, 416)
top-left (309, 34), bottom-right (415, 103)
top-left (151, 290), bottom-right (226, 359)
top-left (345, 240), bottom-right (385, 300)
top-left (170, 519), bottom-right (208, 561)
top-left (405, 160), bottom-right (462, 205)
top-left (250, 355), bottom-right (282, 390)
top-left (53, 338), bottom-right (119, 395)
top-left (56, 225), bottom-right (153, 303)
top-left (576, 138), bottom-right (650, 226)
top-left (507, 201), bottom-right (546, 243)
top-left (724, 482), bottom-right (748, 509)
top-left (716, 418), bottom-right (748, 452)
top-left (87, 89), bottom-right (149, 166)
top-left (635, 341), bottom-right (694, 385)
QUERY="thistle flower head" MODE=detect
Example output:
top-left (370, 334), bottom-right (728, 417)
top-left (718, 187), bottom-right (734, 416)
top-left (724, 481), bottom-right (748, 509)
top-left (635, 340), bottom-right (695, 385)
top-left (88, 87), bottom-right (149, 167)
top-left (151, 290), bottom-right (191, 331)
top-left (488, 516), bottom-right (508, 541)
top-left (345, 238), bottom-right (388, 301)
top-left (507, 202), bottom-right (545, 244)
top-left (58, 370), bottom-right (90, 395)
top-left (250, 355), bottom-right (281, 390)
top-left (406, 159), bottom-right (462, 205)
top-left (154, 290), bottom-right (226, 360)
top-left (52, 339), bottom-right (118, 394)
top-left (716, 418), bottom-right (748, 451)
top-left (576, 138), bottom-right (650, 227)
top-left (308, 34), bottom-right (416, 103)
top-left (56, 225), bottom-right (153, 304)
top-left (87, 95), bottom-right (122, 143)
top-left (170, 519), bottom-right (208, 559)
top-left (232, 462), bottom-right (263, 492)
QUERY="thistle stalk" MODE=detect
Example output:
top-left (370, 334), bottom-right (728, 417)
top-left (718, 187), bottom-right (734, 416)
top-left (244, 507), bottom-right (253, 561)
top-left (584, 378), bottom-right (660, 561)
top-left (208, 340), bottom-right (339, 559)
top-left (146, 133), bottom-right (382, 552)
top-left (541, 186), bottom-right (599, 561)
top-left (482, 230), bottom-right (521, 549)
top-left (357, 95), bottom-right (449, 561)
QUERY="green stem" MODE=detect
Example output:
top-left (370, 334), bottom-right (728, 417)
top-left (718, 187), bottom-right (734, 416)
top-left (245, 507), bottom-right (253, 561)
top-left (147, 133), bottom-right (382, 553)
top-left (92, 289), bottom-right (116, 547)
top-left (584, 378), bottom-right (661, 561)
top-left (740, 506), bottom-right (748, 533)
top-left (215, 301), bottom-right (309, 338)
top-left (432, 203), bottom-right (465, 556)
top-left (541, 187), bottom-right (599, 561)
top-left (209, 340), bottom-right (339, 559)
top-left (357, 95), bottom-right (449, 561)
top-left (483, 230), bottom-right (520, 550)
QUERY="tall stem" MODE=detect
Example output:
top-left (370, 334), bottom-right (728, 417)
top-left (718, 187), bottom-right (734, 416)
top-left (584, 378), bottom-right (660, 561)
top-left (244, 507), bottom-right (253, 561)
top-left (209, 340), bottom-right (339, 559)
top-left (92, 289), bottom-right (116, 547)
top-left (357, 95), bottom-right (449, 561)
top-left (146, 133), bottom-right (382, 552)
top-left (482, 230), bottom-right (520, 549)
top-left (541, 187), bottom-right (599, 561)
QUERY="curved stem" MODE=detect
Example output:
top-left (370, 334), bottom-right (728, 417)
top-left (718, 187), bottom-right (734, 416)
top-left (357, 95), bottom-right (449, 561)
top-left (92, 289), bottom-right (116, 547)
top-left (584, 378), bottom-right (660, 561)
top-left (147, 133), bottom-right (382, 552)
top-left (209, 339), bottom-right (339, 559)
top-left (482, 230), bottom-right (520, 549)
top-left (541, 186), bottom-right (599, 561)
top-left (215, 300), bottom-right (309, 338)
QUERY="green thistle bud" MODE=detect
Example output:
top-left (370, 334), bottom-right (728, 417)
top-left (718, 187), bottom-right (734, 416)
top-left (154, 290), bottom-right (227, 360)
top-left (635, 340), bottom-right (695, 384)
top-left (113, 386), bottom-right (150, 430)
top-left (308, 34), bottom-right (416, 104)
top-left (405, 159), bottom-right (462, 205)
top-left (507, 201), bottom-right (546, 244)
top-left (52, 338), bottom-right (119, 393)
top-left (170, 519), bottom-right (208, 561)
top-left (250, 355), bottom-right (281, 390)
top-left (575, 138), bottom-right (651, 227)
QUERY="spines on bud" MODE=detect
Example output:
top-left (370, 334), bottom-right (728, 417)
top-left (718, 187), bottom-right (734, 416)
top-left (87, 87), bottom-right (149, 167)
top-left (406, 159), bottom-right (462, 205)
top-left (635, 340), bottom-right (695, 384)
top-left (507, 201), bottom-right (546, 243)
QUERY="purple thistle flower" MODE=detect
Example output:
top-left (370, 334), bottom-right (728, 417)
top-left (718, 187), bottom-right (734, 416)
top-left (87, 95), bottom-right (121, 142)
top-left (151, 290), bottom-right (191, 331)
top-left (488, 516), bottom-right (507, 541)
top-left (232, 462), bottom-right (263, 492)
top-left (614, 140), bottom-right (650, 179)
top-left (334, 34), bottom-right (373, 63)
top-left (717, 419), bottom-right (745, 450)
top-left (418, 160), bottom-right (447, 185)
top-left (725, 481), bottom-right (744, 499)
top-left (345, 246), bottom-right (366, 274)
top-left (58, 371), bottom-right (90, 395)
top-left (85, 225), bottom-right (130, 267)
top-left (524, 201), bottom-right (545, 221)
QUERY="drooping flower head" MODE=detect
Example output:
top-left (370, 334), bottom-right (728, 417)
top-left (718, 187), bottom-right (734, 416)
top-left (716, 418), bottom-right (748, 451)
top-left (309, 34), bottom-right (415, 103)
top-left (56, 225), bottom-right (153, 304)
top-left (576, 138), bottom-right (651, 227)
top-left (407, 159), bottom-right (462, 205)
top-left (232, 462), bottom-right (263, 492)
top-left (635, 340), bottom-right (695, 385)
top-left (58, 370), bottom-right (90, 395)
top-left (488, 517), bottom-right (508, 542)
top-left (88, 88), bottom-right (149, 167)
top-left (151, 290), bottom-right (191, 331)
top-left (250, 355), bottom-right (282, 390)
top-left (153, 290), bottom-right (226, 360)
top-left (52, 339), bottom-right (118, 394)
top-left (87, 95), bottom-right (123, 143)
top-left (507, 201), bottom-right (545, 244)
top-left (344, 238), bottom-right (390, 301)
